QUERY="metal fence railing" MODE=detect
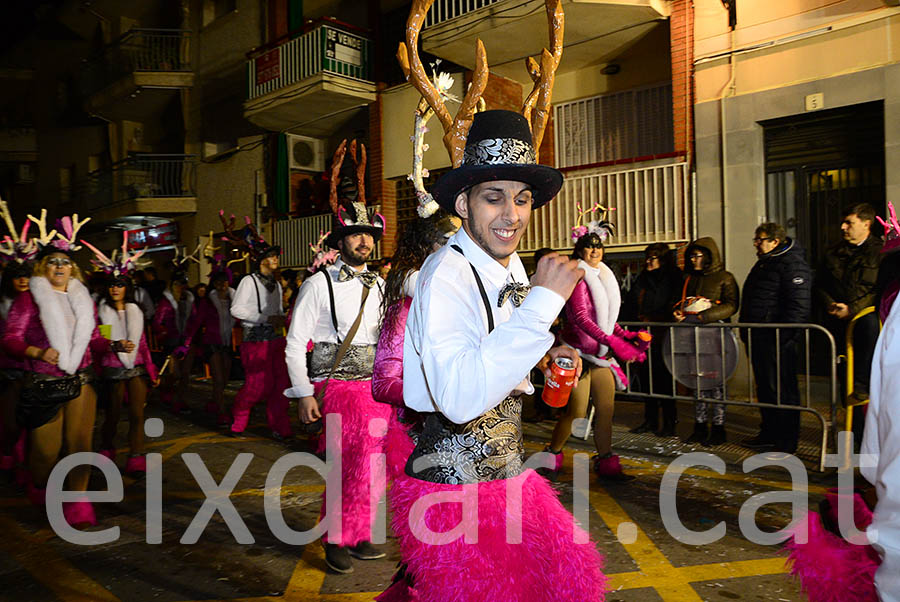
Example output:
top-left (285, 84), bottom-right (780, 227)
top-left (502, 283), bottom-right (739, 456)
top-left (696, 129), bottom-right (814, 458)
top-left (616, 321), bottom-right (839, 472)
top-left (424, 0), bottom-right (504, 27)
top-left (80, 28), bottom-right (192, 96)
top-left (274, 207), bottom-right (383, 268)
top-left (521, 161), bottom-right (693, 252)
top-left (246, 24), bottom-right (372, 100)
top-left (78, 154), bottom-right (198, 211)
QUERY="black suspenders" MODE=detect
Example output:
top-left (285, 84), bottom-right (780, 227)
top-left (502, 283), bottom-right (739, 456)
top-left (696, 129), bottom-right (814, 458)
top-left (451, 245), bottom-right (494, 334)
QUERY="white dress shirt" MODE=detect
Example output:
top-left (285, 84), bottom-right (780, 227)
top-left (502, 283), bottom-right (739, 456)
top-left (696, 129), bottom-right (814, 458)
top-left (861, 299), bottom-right (900, 602)
top-left (230, 273), bottom-right (284, 327)
top-left (284, 258), bottom-right (384, 398)
top-left (403, 227), bottom-right (564, 424)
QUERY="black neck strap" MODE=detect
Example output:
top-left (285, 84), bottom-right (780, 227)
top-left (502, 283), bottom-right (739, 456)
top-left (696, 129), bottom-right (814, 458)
top-left (451, 244), bottom-right (494, 333)
top-left (321, 269), bottom-right (340, 342)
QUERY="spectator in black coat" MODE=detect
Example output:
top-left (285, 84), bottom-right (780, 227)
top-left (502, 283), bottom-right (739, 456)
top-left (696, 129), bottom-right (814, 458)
top-left (622, 243), bottom-right (683, 436)
top-left (740, 223), bottom-right (811, 454)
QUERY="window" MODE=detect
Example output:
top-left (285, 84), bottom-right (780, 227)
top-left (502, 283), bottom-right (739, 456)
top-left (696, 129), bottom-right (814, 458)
top-left (554, 83), bottom-right (674, 168)
top-left (59, 165), bottom-right (75, 205)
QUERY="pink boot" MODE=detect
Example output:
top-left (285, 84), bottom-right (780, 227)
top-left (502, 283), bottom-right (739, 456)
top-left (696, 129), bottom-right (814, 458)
top-left (593, 453), bottom-right (635, 482)
top-left (62, 497), bottom-right (96, 528)
top-left (124, 455), bottom-right (146, 477)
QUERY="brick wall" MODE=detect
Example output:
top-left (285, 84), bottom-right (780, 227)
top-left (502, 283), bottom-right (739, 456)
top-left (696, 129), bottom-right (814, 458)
top-left (369, 84), bottom-right (398, 258)
top-left (670, 0), bottom-right (694, 159)
top-left (469, 72), bottom-right (523, 111)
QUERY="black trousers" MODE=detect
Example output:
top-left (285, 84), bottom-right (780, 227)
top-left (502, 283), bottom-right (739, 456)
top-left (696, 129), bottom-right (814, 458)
top-left (634, 329), bottom-right (676, 426)
top-left (751, 337), bottom-right (801, 452)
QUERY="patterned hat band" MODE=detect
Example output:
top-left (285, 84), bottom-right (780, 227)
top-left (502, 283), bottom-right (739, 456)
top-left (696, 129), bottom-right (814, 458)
top-left (462, 138), bottom-right (536, 167)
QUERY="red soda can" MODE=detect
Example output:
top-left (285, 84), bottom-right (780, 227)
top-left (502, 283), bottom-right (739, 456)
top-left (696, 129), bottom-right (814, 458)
top-left (542, 357), bottom-right (577, 408)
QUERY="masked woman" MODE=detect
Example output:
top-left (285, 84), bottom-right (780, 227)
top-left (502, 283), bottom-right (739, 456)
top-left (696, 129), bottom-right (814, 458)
top-left (543, 209), bottom-right (649, 482)
top-left (96, 274), bottom-right (158, 476)
top-left (3, 216), bottom-right (133, 527)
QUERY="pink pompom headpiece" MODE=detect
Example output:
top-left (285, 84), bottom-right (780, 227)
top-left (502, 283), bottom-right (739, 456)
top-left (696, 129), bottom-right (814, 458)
top-left (307, 230), bottom-right (339, 273)
top-left (878, 201), bottom-right (900, 254)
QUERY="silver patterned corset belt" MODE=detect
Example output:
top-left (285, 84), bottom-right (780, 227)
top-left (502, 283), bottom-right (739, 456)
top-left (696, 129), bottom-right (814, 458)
top-left (405, 395), bottom-right (524, 484)
top-left (309, 342), bottom-right (376, 381)
top-left (243, 324), bottom-right (280, 342)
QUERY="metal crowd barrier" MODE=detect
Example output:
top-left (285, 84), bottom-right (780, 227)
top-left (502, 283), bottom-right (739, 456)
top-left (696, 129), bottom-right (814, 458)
top-left (615, 321), bottom-right (839, 472)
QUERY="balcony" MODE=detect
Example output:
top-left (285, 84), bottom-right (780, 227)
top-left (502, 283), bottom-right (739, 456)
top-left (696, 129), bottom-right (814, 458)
top-left (421, 0), bottom-right (670, 80)
top-left (76, 154), bottom-right (198, 222)
top-left (0, 126), bottom-right (37, 161)
top-left (80, 29), bottom-right (194, 121)
top-left (273, 208), bottom-right (383, 268)
top-left (244, 23), bottom-right (377, 135)
top-left (521, 158), bottom-right (692, 252)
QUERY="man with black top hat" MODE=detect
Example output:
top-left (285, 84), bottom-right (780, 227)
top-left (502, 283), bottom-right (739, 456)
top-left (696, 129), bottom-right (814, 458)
top-left (381, 110), bottom-right (606, 601)
top-left (229, 232), bottom-right (293, 439)
top-left (285, 139), bottom-right (390, 573)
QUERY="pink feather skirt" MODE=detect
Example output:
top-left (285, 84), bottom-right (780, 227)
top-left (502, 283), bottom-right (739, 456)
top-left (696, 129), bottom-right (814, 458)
top-left (378, 468), bottom-right (607, 602)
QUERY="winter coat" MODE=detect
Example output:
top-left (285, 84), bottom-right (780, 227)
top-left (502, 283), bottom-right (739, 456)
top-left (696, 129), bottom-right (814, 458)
top-left (2, 280), bottom-right (111, 377)
top-left (680, 237), bottom-right (740, 323)
top-left (740, 238), bottom-right (811, 325)
top-left (96, 301), bottom-right (158, 380)
top-left (815, 235), bottom-right (882, 318)
top-left (621, 264), bottom-right (682, 323)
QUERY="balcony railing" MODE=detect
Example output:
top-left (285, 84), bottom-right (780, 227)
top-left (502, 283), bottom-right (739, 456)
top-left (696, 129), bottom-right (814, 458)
top-left (274, 207), bottom-right (382, 267)
top-left (424, 0), bottom-right (502, 27)
top-left (521, 160), bottom-right (693, 252)
top-left (78, 154), bottom-right (198, 211)
top-left (247, 24), bottom-right (372, 100)
top-left (80, 28), bottom-right (192, 96)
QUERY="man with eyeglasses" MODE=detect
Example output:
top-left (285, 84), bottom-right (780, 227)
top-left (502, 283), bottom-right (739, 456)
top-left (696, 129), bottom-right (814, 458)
top-left (739, 223), bottom-right (811, 454)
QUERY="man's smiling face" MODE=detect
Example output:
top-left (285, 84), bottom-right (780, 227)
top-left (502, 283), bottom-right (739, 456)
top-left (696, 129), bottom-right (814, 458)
top-left (455, 180), bottom-right (533, 267)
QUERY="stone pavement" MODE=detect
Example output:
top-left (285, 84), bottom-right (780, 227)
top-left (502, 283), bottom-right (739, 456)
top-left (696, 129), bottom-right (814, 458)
top-left (0, 378), bottom-right (842, 601)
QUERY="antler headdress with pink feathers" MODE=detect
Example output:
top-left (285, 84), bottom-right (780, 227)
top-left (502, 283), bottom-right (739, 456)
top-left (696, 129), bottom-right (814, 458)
top-left (307, 230), bottom-right (338, 274)
top-left (0, 199), bottom-right (38, 265)
top-left (28, 209), bottom-right (91, 257)
top-left (571, 202), bottom-right (615, 243)
top-left (218, 210), bottom-right (280, 264)
top-left (323, 140), bottom-right (386, 250)
top-left (81, 232), bottom-right (149, 279)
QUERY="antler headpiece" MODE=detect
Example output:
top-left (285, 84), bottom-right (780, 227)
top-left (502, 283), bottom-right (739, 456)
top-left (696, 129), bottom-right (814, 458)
top-left (324, 140), bottom-right (386, 249)
top-left (80, 232), bottom-right (149, 279)
top-left (27, 209), bottom-right (91, 257)
top-left (0, 198), bottom-right (38, 265)
top-left (218, 210), bottom-right (279, 265)
top-left (403, 0), bottom-right (566, 216)
top-left (571, 203), bottom-right (616, 243)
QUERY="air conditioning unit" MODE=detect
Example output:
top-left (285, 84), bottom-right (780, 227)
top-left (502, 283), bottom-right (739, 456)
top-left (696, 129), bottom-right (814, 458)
top-left (287, 134), bottom-right (325, 172)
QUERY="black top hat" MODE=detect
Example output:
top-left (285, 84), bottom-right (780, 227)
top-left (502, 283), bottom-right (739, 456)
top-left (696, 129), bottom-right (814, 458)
top-left (431, 110), bottom-right (563, 216)
top-left (325, 202), bottom-right (386, 249)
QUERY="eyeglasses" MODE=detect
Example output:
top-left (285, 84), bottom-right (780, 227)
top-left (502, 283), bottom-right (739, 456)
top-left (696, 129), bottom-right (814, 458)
top-left (645, 255), bottom-right (660, 262)
top-left (752, 237), bottom-right (770, 243)
top-left (47, 257), bottom-right (73, 267)
top-left (689, 253), bottom-right (705, 259)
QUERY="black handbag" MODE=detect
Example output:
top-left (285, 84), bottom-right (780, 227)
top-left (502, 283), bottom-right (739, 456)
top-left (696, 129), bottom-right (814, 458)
top-left (21, 373), bottom-right (82, 405)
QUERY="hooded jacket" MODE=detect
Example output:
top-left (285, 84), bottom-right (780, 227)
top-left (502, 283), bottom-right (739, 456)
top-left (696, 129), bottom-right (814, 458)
top-left (680, 237), bottom-right (739, 323)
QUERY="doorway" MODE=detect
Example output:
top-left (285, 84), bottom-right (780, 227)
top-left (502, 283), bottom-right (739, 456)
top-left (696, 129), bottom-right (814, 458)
top-left (763, 101), bottom-right (885, 266)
